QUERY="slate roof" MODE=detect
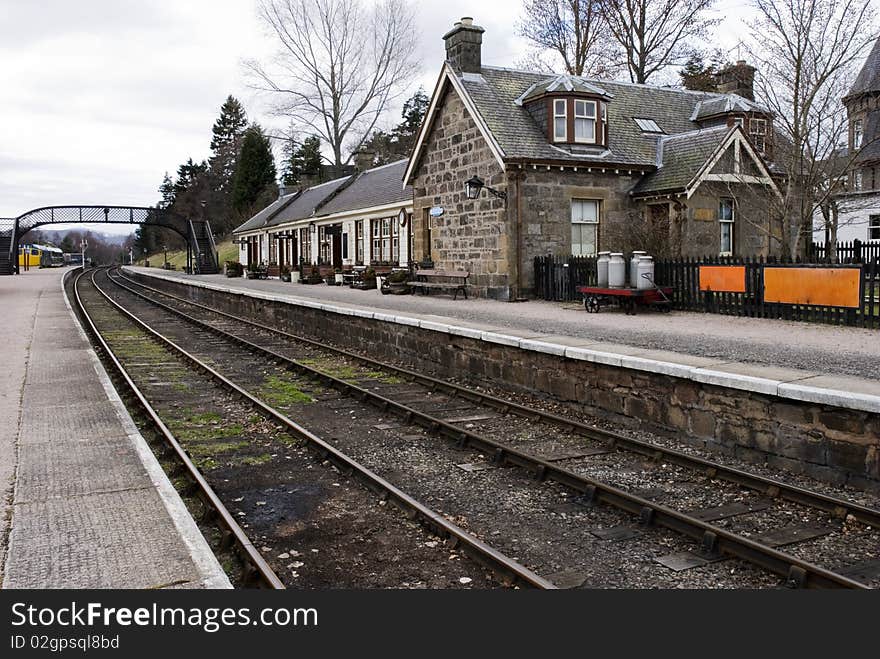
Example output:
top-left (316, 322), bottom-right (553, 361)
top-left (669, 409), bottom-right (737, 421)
top-left (234, 160), bottom-right (413, 234)
top-left (455, 66), bottom-right (772, 169)
top-left (233, 176), bottom-right (352, 233)
top-left (847, 37), bottom-right (880, 101)
top-left (233, 193), bottom-right (300, 233)
top-left (632, 126), bottom-right (731, 196)
top-left (691, 94), bottom-right (766, 121)
top-left (316, 160), bottom-right (412, 217)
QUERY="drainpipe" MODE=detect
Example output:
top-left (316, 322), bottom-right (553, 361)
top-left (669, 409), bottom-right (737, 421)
top-left (511, 169), bottom-right (526, 302)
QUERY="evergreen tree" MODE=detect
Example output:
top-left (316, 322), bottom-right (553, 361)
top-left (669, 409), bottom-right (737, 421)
top-left (232, 124), bottom-right (277, 213)
top-left (679, 51), bottom-right (725, 92)
top-left (158, 172), bottom-right (175, 209)
top-left (173, 159), bottom-right (208, 197)
top-left (209, 96), bottom-right (248, 191)
top-left (281, 135), bottom-right (326, 185)
top-left (391, 88), bottom-right (429, 154)
top-left (360, 89), bottom-right (429, 165)
top-left (299, 136), bottom-right (323, 179)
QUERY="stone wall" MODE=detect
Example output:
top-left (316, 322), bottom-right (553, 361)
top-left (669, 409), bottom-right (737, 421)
top-left (411, 87), bottom-right (511, 300)
top-left (684, 182), bottom-right (777, 257)
top-left (130, 271), bottom-right (880, 492)
top-left (514, 167), bottom-right (641, 292)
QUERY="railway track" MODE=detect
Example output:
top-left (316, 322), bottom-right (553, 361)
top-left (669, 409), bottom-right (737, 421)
top-left (106, 266), bottom-right (880, 588)
top-left (75, 267), bottom-right (551, 589)
top-left (67, 268), bottom-right (283, 589)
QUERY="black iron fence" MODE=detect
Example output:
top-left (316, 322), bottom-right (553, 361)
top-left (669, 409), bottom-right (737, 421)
top-left (533, 254), bottom-right (880, 328)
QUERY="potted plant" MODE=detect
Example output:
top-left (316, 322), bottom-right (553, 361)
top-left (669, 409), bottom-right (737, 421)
top-left (246, 262), bottom-right (260, 279)
top-left (382, 269), bottom-right (410, 295)
top-left (225, 261), bottom-right (243, 278)
top-left (362, 267), bottom-right (377, 290)
top-left (280, 265), bottom-right (291, 282)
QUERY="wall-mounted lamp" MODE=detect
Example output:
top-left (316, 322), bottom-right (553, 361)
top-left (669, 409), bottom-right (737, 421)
top-left (465, 175), bottom-right (507, 200)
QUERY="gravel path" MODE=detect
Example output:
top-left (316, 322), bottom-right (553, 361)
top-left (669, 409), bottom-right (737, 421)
top-left (131, 269), bottom-right (880, 382)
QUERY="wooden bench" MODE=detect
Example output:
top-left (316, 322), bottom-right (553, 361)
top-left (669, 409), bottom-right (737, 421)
top-left (408, 269), bottom-right (469, 300)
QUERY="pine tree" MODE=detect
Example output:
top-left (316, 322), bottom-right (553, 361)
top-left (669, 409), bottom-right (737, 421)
top-left (173, 159), bottom-right (208, 197)
top-left (209, 96), bottom-right (248, 191)
top-left (232, 124), bottom-right (278, 213)
top-left (281, 136), bottom-right (304, 186)
top-left (680, 51), bottom-right (725, 92)
top-left (361, 89), bottom-right (429, 165)
top-left (299, 136), bottom-right (323, 179)
top-left (158, 172), bottom-right (175, 209)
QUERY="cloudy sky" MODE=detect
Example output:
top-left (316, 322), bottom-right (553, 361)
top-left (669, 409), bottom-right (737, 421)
top-left (0, 0), bottom-right (760, 230)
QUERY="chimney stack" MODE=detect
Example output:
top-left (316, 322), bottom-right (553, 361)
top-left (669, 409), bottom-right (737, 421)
top-left (715, 60), bottom-right (757, 101)
top-left (443, 17), bottom-right (485, 74)
top-left (355, 150), bottom-right (375, 172)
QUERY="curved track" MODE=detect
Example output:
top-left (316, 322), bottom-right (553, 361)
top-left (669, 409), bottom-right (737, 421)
top-left (77, 267), bottom-right (553, 589)
top-left (106, 267), bottom-right (880, 589)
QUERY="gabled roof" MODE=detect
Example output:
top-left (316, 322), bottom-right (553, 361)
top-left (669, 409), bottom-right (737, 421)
top-left (316, 160), bottom-right (411, 217)
top-left (632, 126), bottom-right (730, 196)
top-left (632, 125), bottom-right (782, 199)
top-left (515, 74), bottom-right (613, 105)
top-left (846, 36), bottom-right (880, 101)
top-left (406, 64), bottom-right (776, 183)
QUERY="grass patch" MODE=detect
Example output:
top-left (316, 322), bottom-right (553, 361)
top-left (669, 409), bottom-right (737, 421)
top-left (185, 440), bottom-right (250, 457)
top-left (259, 375), bottom-right (314, 406)
top-left (298, 358), bottom-right (401, 384)
top-left (240, 454), bottom-right (273, 466)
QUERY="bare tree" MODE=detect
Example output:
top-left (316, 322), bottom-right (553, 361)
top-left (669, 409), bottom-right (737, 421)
top-left (517, 0), bottom-right (622, 78)
top-left (599, 0), bottom-right (718, 84)
top-left (246, 0), bottom-right (419, 168)
top-left (748, 0), bottom-right (878, 258)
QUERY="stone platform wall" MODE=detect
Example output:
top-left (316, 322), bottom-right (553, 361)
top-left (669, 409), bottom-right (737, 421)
top-left (131, 271), bottom-right (880, 492)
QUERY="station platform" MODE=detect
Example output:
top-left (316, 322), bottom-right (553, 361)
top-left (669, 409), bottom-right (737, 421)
top-left (0, 268), bottom-right (230, 589)
top-left (126, 267), bottom-right (880, 416)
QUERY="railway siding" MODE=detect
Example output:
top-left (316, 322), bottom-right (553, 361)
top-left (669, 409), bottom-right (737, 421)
top-left (126, 268), bottom-right (880, 493)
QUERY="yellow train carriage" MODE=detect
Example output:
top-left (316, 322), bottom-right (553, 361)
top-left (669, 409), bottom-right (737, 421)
top-left (19, 244), bottom-right (64, 268)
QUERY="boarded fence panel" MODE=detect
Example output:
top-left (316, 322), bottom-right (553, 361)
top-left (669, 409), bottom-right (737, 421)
top-left (534, 253), bottom-right (879, 329)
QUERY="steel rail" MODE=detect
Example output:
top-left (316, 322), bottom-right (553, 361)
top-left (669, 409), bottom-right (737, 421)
top-left (108, 269), bottom-right (869, 589)
top-left (69, 268), bottom-right (285, 589)
top-left (91, 268), bottom-right (553, 590)
top-left (114, 268), bottom-right (880, 530)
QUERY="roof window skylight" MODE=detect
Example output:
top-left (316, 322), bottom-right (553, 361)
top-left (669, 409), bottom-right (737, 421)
top-left (634, 118), bottom-right (663, 133)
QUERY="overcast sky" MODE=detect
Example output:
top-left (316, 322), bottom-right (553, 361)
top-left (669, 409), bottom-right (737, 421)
top-left (1, 0), bottom-right (767, 231)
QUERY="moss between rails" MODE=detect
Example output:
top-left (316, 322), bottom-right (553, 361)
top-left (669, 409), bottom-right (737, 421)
top-left (258, 375), bottom-right (316, 406)
top-left (298, 358), bottom-right (402, 385)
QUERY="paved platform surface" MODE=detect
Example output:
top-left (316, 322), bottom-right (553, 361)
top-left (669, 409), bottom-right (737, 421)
top-left (128, 267), bottom-right (880, 414)
top-left (1, 268), bottom-right (230, 589)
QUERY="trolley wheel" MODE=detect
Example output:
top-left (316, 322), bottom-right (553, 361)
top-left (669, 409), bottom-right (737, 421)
top-left (584, 296), bottom-right (600, 313)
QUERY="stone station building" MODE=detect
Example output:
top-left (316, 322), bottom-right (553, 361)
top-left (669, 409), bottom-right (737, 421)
top-left (405, 18), bottom-right (784, 300)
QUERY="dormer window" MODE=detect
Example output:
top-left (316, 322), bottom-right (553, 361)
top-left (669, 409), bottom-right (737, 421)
top-left (574, 100), bottom-right (597, 143)
top-left (554, 100), bottom-right (568, 142)
top-left (854, 119), bottom-right (863, 149)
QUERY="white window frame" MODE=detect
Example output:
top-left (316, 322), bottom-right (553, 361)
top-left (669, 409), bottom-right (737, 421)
top-left (869, 215), bottom-right (880, 241)
top-left (571, 199), bottom-right (600, 256)
top-left (602, 102), bottom-right (608, 144)
top-left (574, 99), bottom-right (597, 144)
top-left (750, 118), bottom-right (767, 153)
top-left (719, 198), bottom-right (735, 256)
top-left (854, 119), bottom-right (864, 149)
top-left (854, 169), bottom-right (864, 191)
top-left (553, 99), bottom-right (567, 142)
